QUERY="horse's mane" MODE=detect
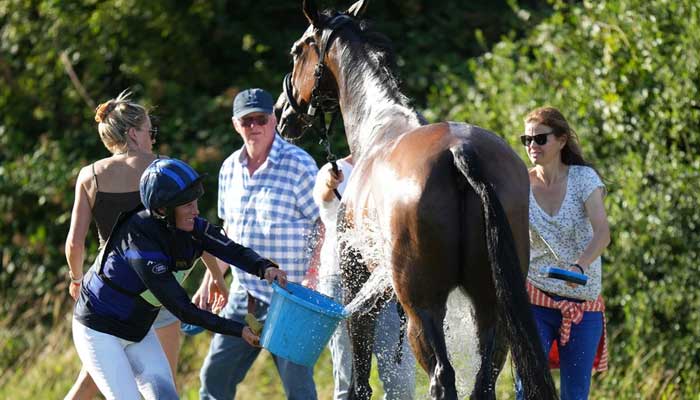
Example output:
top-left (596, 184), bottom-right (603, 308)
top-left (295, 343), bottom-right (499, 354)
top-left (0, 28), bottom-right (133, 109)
top-left (322, 10), bottom-right (411, 108)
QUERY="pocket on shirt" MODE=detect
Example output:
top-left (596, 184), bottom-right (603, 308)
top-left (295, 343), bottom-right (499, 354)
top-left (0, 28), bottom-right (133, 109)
top-left (252, 186), bottom-right (297, 222)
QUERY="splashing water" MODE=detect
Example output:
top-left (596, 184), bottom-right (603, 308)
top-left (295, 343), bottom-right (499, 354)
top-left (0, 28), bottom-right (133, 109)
top-left (326, 206), bottom-right (481, 397)
top-left (443, 287), bottom-right (481, 398)
top-left (336, 210), bottom-right (394, 316)
top-left (343, 264), bottom-right (392, 315)
top-left (303, 221), bottom-right (324, 284)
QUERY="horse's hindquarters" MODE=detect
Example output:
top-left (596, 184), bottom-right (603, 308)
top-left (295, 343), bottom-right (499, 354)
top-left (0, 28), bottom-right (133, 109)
top-left (380, 122), bottom-right (530, 301)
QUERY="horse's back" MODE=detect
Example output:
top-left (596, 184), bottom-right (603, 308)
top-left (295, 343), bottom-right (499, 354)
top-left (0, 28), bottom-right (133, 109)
top-left (447, 122), bottom-right (530, 206)
top-left (385, 121), bottom-right (529, 203)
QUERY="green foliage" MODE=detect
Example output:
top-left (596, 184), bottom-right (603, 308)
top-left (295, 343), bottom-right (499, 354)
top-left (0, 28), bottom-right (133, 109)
top-left (2, 0), bottom-right (697, 397)
top-left (428, 0), bottom-right (699, 396)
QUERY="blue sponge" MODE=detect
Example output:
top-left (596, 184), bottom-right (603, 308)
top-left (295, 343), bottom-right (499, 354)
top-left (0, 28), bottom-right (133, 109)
top-left (542, 267), bottom-right (588, 285)
top-left (180, 323), bottom-right (205, 336)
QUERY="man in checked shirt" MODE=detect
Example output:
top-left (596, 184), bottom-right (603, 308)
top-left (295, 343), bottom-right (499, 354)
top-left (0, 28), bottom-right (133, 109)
top-left (197, 88), bottom-right (320, 400)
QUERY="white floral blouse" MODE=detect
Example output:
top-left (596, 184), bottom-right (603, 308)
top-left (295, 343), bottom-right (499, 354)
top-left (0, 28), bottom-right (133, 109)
top-left (527, 165), bottom-right (605, 301)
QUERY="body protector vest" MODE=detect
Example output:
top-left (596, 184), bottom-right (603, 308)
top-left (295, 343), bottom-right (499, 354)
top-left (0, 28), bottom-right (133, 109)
top-left (74, 207), bottom-right (276, 342)
top-left (93, 206), bottom-right (197, 307)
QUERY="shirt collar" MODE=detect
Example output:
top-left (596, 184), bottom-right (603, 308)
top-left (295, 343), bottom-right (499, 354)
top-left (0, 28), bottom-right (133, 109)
top-left (237, 132), bottom-right (284, 167)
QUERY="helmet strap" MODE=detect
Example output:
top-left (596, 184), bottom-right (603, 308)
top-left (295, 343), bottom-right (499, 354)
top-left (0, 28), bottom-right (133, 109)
top-left (151, 207), bottom-right (177, 230)
top-left (165, 208), bottom-right (177, 229)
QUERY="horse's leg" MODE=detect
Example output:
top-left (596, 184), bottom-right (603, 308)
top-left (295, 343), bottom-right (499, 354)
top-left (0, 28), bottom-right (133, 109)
top-left (387, 173), bottom-right (463, 399)
top-left (402, 302), bottom-right (457, 400)
top-left (346, 309), bottom-right (379, 400)
top-left (343, 252), bottom-right (394, 400)
top-left (460, 222), bottom-right (508, 399)
top-left (337, 208), bottom-right (379, 400)
top-left (392, 250), bottom-right (457, 397)
top-left (342, 258), bottom-right (376, 400)
top-left (445, 170), bottom-right (499, 400)
top-left (468, 292), bottom-right (510, 400)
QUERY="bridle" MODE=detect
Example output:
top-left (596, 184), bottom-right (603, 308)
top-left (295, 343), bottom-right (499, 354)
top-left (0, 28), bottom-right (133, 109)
top-left (282, 13), bottom-right (355, 200)
top-left (282, 13), bottom-right (354, 132)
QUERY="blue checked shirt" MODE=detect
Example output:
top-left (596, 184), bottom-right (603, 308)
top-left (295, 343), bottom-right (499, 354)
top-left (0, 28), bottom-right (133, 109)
top-left (218, 134), bottom-right (319, 303)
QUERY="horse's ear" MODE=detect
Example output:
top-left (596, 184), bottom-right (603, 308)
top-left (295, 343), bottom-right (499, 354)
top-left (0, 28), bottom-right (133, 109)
top-left (303, 0), bottom-right (321, 26)
top-left (346, 0), bottom-right (369, 17)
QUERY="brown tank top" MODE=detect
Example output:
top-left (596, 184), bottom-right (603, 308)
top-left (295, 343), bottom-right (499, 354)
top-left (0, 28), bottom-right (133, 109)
top-left (90, 164), bottom-right (142, 247)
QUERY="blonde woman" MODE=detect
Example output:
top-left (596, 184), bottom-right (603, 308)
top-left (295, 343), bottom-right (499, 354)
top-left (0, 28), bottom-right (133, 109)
top-left (65, 91), bottom-right (226, 399)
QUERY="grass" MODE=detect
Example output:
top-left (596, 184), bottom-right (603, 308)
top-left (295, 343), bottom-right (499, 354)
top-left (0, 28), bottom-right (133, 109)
top-left (0, 319), bottom-right (538, 400)
top-left (0, 315), bottom-right (493, 399)
top-left (0, 314), bottom-right (693, 399)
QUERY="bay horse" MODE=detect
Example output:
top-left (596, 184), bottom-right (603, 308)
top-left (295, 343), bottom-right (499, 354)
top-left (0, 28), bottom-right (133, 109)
top-left (277, 1), bottom-right (557, 399)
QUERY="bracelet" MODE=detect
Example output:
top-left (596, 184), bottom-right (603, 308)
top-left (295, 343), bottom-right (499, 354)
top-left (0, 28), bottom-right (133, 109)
top-left (70, 274), bottom-right (83, 284)
top-left (569, 263), bottom-right (585, 274)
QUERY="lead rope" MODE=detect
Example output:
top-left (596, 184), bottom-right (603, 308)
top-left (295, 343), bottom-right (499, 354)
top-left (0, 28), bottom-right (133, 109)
top-left (319, 111), bottom-right (342, 200)
top-left (308, 16), bottom-right (354, 202)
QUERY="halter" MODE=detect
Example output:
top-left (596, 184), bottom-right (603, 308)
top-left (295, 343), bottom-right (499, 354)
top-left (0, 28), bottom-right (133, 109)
top-left (283, 14), bottom-right (355, 200)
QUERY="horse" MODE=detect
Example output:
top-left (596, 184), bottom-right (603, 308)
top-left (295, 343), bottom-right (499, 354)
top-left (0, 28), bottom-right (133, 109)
top-left (276, 1), bottom-right (558, 399)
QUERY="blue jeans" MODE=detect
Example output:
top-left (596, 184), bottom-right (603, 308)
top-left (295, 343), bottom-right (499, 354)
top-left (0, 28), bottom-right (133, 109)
top-left (319, 274), bottom-right (416, 400)
top-left (199, 289), bottom-right (317, 400)
top-left (515, 301), bottom-right (603, 400)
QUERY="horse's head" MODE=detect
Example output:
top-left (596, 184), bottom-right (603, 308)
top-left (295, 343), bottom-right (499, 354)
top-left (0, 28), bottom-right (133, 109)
top-left (276, 0), bottom-right (369, 140)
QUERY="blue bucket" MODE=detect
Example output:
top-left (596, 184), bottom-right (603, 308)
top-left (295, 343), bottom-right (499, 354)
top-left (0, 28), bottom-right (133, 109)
top-left (260, 282), bottom-right (348, 367)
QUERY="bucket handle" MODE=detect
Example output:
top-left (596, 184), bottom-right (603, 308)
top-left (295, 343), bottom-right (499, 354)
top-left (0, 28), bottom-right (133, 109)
top-left (272, 280), bottom-right (293, 295)
top-left (272, 281), bottom-right (341, 304)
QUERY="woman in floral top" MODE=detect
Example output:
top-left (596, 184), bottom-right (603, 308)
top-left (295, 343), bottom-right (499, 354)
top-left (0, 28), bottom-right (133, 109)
top-left (515, 106), bottom-right (611, 400)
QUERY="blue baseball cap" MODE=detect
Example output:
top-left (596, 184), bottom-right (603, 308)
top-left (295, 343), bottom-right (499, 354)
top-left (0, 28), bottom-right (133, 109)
top-left (232, 88), bottom-right (274, 118)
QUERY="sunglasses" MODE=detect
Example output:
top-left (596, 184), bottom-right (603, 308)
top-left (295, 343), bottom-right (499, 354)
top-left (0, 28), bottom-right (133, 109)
top-left (148, 126), bottom-right (158, 141)
top-left (239, 115), bottom-right (269, 127)
top-left (520, 132), bottom-right (554, 146)
top-left (148, 115), bottom-right (160, 141)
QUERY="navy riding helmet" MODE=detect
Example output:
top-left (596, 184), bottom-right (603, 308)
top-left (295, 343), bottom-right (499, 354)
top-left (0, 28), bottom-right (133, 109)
top-left (140, 159), bottom-right (205, 216)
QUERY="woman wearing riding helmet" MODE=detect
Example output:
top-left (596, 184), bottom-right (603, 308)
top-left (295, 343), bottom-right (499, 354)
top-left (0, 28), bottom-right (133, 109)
top-left (72, 158), bottom-right (287, 400)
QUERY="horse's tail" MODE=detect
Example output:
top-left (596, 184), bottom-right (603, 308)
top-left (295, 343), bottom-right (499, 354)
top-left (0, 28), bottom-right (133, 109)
top-left (451, 144), bottom-right (558, 400)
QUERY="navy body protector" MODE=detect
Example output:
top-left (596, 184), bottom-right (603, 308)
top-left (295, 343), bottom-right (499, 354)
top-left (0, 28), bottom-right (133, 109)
top-left (93, 205), bottom-right (195, 307)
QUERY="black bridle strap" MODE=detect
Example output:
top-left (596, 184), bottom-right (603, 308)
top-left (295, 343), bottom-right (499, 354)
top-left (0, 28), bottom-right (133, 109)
top-left (283, 15), bottom-right (353, 118)
top-left (318, 14), bottom-right (355, 72)
top-left (308, 15), bottom-right (353, 116)
top-left (283, 14), bottom-right (355, 201)
top-left (315, 15), bottom-right (354, 202)
top-left (283, 73), bottom-right (306, 116)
